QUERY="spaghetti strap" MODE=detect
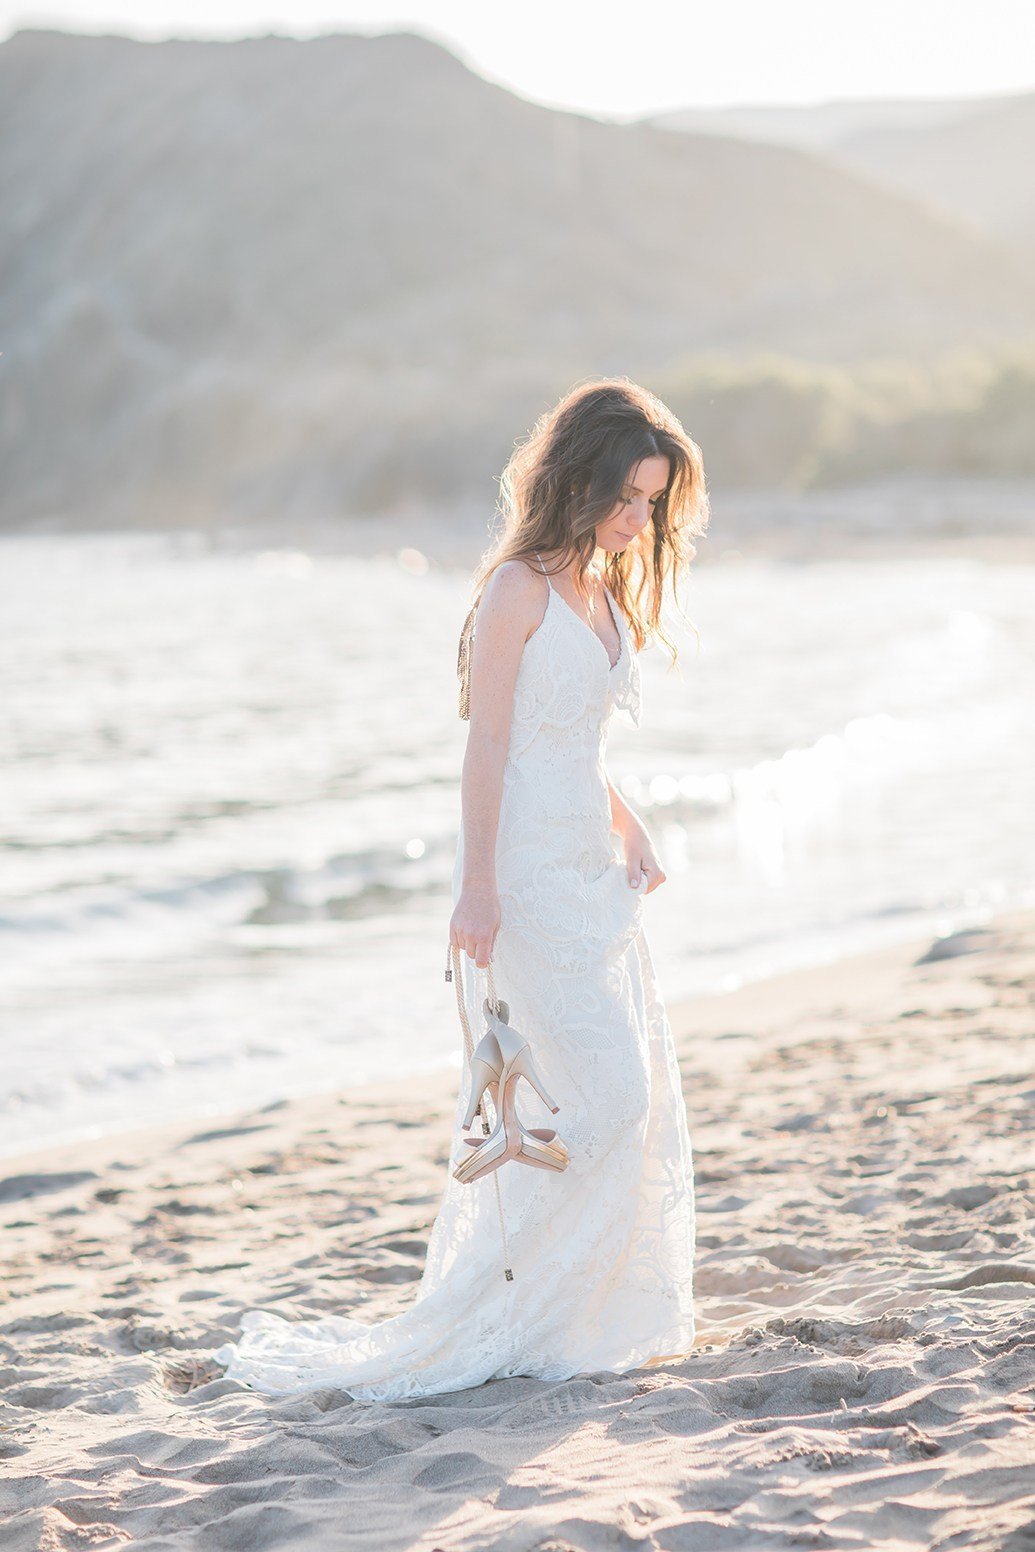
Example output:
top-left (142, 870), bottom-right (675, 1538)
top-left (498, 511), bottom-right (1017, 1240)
top-left (534, 551), bottom-right (555, 592)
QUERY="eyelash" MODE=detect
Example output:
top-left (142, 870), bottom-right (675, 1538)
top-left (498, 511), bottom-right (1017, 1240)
top-left (622, 495), bottom-right (662, 506)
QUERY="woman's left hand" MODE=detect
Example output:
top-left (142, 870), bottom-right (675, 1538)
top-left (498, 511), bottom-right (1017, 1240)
top-left (623, 820), bottom-right (667, 895)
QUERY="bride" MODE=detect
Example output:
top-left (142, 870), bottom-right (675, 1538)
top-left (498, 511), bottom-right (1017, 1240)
top-left (213, 377), bottom-right (709, 1401)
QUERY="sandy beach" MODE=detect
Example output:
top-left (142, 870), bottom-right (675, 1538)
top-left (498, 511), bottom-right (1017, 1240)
top-left (3, 906), bottom-right (1035, 1550)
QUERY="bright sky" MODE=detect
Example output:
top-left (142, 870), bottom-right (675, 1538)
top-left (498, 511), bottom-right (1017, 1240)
top-left (2, 0), bottom-right (1033, 118)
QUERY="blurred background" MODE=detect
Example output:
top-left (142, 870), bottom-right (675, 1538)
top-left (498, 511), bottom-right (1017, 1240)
top-left (2, 1), bottom-right (1034, 1159)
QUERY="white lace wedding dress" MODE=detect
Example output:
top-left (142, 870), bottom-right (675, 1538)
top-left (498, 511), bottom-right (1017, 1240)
top-left (214, 569), bottom-right (697, 1401)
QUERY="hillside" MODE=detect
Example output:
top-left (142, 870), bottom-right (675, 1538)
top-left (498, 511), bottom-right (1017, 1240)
top-left (833, 93), bottom-right (1035, 254)
top-left (2, 29), bottom-right (1034, 527)
top-left (648, 90), bottom-right (1035, 257)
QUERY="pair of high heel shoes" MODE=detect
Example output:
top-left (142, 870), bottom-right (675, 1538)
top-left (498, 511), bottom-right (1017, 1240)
top-left (451, 999), bottom-right (570, 1184)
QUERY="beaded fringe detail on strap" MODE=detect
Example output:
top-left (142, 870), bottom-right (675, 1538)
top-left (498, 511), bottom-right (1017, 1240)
top-left (456, 604), bottom-right (477, 721)
top-left (445, 943), bottom-right (514, 1281)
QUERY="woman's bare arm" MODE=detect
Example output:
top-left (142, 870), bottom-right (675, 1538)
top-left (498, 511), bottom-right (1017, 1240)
top-left (450, 560), bottom-right (545, 967)
top-left (606, 776), bottom-right (638, 840)
top-left (606, 773), bottom-right (667, 893)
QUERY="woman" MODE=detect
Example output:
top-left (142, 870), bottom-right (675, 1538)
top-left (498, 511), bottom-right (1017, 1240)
top-left (213, 377), bottom-right (708, 1401)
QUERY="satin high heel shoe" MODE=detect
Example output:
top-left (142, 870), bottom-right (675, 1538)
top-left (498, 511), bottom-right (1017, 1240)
top-left (482, 999), bottom-right (560, 1115)
top-left (460, 1114), bottom-right (569, 1173)
top-left (452, 991), bottom-right (566, 1184)
top-left (451, 1066), bottom-right (524, 1184)
top-left (452, 1065), bottom-right (570, 1183)
top-left (460, 1028), bottom-right (503, 1131)
top-left (458, 998), bottom-right (511, 1130)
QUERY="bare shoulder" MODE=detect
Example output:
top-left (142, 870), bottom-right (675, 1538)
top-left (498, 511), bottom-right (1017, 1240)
top-left (482, 557), bottom-right (545, 601)
top-left (478, 558), bottom-right (548, 635)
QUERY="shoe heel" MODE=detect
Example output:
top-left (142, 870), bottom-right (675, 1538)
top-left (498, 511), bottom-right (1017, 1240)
top-left (461, 1033), bottom-right (502, 1129)
top-left (510, 1049), bottom-right (560, 1114)
top-left (462, 1054), bottom-right (499, 1130)
top-left (489, 1018), bottom-right (561, 1115)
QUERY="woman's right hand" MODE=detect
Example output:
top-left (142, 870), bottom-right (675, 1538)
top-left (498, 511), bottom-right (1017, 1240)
top-left (449, 883), bottom-right (501, 969)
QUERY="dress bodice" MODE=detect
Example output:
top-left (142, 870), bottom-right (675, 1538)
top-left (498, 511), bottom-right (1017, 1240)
top-left (486, 577), bottom-right (647, 969)
top-left (506, 580), bottom-right (641, 766)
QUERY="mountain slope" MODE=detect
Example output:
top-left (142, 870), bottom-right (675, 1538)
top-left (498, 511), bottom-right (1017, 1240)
top-left (647, 90), bottom-right (1035, 257)
top-left (2, 29), bottom-right (1034, 525)
top-left (833, 92), bottom-right (1035, 254)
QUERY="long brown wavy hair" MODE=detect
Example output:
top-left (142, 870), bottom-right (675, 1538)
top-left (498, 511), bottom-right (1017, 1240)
top-left (466, 378), bottom-right (709, 682)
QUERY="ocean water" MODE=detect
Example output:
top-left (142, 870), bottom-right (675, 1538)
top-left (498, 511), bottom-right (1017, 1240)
top-left (2, 529), bottom-right (1033, 1160)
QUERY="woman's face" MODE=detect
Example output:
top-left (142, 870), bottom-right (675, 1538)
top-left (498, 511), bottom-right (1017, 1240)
top-left (594, 455), bottom-right (671, 554)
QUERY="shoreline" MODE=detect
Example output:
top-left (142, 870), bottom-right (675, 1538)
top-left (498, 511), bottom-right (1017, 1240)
top-left (1, 896), bottom-right (1016, 1175)
top-left (4, 903), bottom-right (1035, 1547)
top-left (2, 904), bottom-right (1029, 1188)
top-left (5, 472), bottom-right (1035, 569)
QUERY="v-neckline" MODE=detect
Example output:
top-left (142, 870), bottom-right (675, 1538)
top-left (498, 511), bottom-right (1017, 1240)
top-left (549, 584), bottom-right (623, 674)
